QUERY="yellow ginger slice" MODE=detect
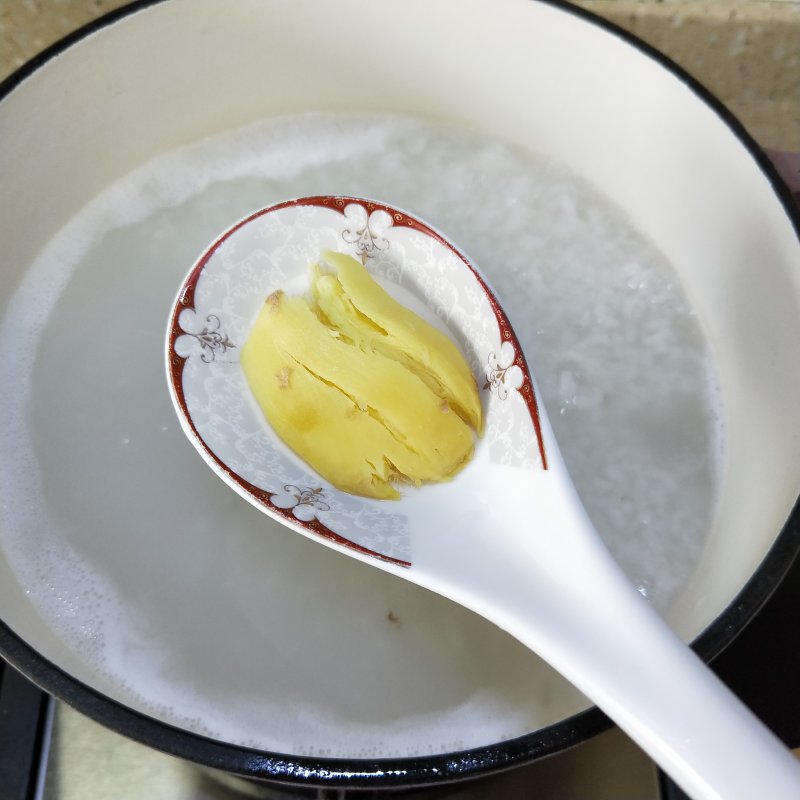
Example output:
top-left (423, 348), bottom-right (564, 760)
top-left (241, 255), bottom-right (482, 500)
top-left (314, 251), bottom-right (483, 434)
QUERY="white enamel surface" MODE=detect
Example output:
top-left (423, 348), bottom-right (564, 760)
top-left (0, 0), bottom-right (798, 776)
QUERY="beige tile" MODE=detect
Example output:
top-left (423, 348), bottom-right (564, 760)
top-left (0, 0), bottom-right (131, 80)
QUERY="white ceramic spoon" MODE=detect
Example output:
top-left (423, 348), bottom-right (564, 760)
top-left (166, 196), bottom-right (800, 800)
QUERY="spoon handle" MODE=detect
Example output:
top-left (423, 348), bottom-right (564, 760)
top-left (419, 463), bottom-right (800, 800)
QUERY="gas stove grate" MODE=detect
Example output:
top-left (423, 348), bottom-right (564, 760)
top-left (0, 661), bottom-right (53, 800)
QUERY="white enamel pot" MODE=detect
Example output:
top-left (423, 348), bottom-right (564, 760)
top-left (0, 0), bottom-right (798, 792)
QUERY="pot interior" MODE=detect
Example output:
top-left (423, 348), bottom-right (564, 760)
top-left (0, 0), bottom-right (799, 779)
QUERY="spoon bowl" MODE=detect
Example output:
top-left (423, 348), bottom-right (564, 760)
top-left (167, 196), bottom-right (800, 800)
top-left (167, 195), bottom-right (545, 567)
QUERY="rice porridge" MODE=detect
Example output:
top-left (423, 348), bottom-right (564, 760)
top-left (0, 114), bottom-right (722, 756)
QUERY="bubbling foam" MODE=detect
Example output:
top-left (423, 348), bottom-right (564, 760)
top-left (0, 113), bottom-right (722, 757)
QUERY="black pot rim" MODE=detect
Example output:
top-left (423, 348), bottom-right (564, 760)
top-left (1, 0), bottom-right (799, 789)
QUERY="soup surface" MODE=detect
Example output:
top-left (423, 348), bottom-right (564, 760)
top-left (0, 114), bottom-right (722, 756)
